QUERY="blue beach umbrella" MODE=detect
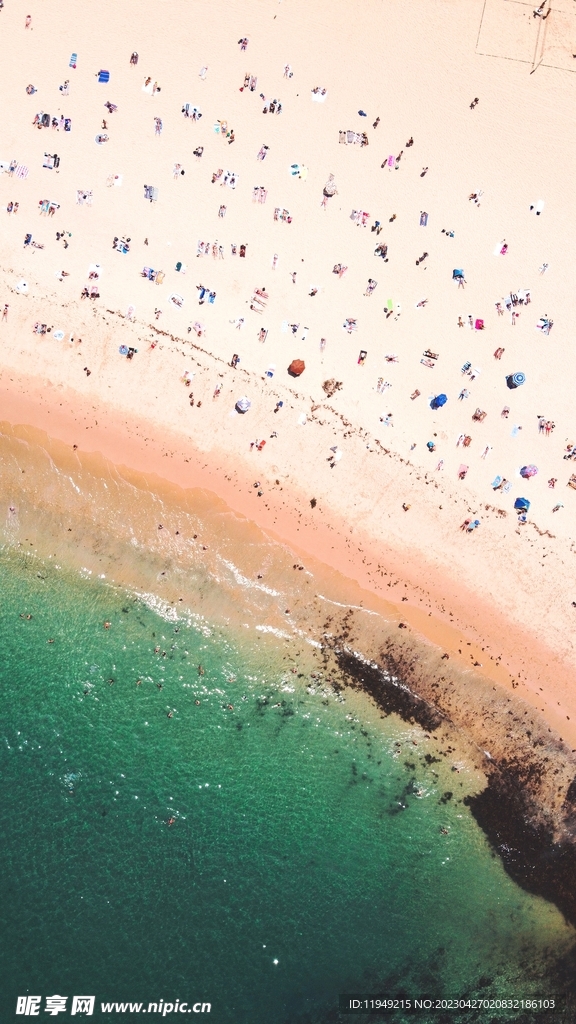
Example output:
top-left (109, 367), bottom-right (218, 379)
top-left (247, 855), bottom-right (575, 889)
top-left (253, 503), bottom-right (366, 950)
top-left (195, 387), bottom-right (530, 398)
top-left (514, 497), bottom-right (531, 511)
top-left (506, 372), bottom-right (525, 389)
top-left (430, 393), bottom-right (447, 409)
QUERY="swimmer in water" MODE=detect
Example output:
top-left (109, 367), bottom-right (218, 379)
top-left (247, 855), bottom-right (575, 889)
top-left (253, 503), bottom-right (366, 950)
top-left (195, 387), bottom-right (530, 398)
top-left (198, 664), bottom-right (205, 675)
top-left (167, 817), bottom-right (176, 826)
top-left (104, 621), bottom-right (111, 629)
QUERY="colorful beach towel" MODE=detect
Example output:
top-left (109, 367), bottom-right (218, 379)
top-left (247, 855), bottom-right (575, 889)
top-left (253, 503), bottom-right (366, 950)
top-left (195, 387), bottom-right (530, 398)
top-left (69, 53), bottom-right (78, 69)
top-left (15, 164), bottom-right (29, 179)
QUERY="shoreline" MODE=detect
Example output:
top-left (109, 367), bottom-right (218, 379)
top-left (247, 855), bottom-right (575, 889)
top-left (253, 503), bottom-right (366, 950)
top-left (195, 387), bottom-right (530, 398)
top-left (2, 351), bottom-right (576, 749)
top-left (2, 384), bottom-right (576, 929)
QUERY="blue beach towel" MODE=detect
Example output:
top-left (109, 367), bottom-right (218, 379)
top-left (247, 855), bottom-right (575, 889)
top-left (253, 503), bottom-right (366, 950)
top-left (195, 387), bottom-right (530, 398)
top-left (98, 70), bottom-right (110, 84)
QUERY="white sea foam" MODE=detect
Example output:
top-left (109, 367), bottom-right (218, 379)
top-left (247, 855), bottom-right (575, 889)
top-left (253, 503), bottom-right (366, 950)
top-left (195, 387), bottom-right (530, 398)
top-left (219, 557), bottom-right (280, 596)
top-left (317, 593), bottom-right (380, 616)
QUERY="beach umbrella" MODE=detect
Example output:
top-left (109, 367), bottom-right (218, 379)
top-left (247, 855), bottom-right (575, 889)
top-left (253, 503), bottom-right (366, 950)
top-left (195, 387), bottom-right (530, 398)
top-left (452, 269), bottom-right (464, 279)
top-left (323, 175), bottom-right (337, 197)
top-left (15, 280), bottom-right (28, 293)
top-left (520, 464), bottom-right (538, 479)
top-left (235, 397), bottom-right (251, 413)
top-left (119, 345), bottom-right (129, 356)
top-left (430, 393), bottom-right (447, 409)
top-left (288, 359), bottom-right (305, 377)
top-left (506, 372), bottom-right (525, 389)
top-left (514, 497), bottom-right (531, 511)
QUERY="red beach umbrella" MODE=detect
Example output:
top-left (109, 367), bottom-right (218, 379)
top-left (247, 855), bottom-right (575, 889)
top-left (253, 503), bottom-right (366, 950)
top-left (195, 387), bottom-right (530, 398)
top-left (288, 359), bottom-right (305, 377)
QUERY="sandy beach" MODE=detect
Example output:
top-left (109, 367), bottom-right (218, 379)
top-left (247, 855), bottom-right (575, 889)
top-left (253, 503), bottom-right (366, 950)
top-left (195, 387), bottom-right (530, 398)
top-left (2, 0), bottom-right (576, 917)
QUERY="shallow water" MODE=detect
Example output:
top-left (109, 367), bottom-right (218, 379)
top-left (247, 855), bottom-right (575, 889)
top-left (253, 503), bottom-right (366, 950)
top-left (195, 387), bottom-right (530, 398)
top-left (0, 428), bottom-right (574, 1023)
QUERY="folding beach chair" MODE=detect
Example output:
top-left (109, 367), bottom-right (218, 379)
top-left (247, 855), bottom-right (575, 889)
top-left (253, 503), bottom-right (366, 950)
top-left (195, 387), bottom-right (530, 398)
top-left (98, 70), bottom-right (110, 84)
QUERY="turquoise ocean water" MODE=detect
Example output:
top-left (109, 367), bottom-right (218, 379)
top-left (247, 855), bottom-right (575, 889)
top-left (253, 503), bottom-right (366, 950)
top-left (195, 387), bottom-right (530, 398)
top-left (0, 431), bottom-right (574, 1023)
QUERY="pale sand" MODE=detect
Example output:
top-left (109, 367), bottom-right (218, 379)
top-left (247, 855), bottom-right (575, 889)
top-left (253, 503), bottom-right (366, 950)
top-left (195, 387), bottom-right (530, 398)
top-left (1, 0), bottom-right (576, 751)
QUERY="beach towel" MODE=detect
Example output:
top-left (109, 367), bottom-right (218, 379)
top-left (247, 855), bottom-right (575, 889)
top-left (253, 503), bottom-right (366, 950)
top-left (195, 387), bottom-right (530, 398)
top-left (419, 211), bottom-right (428, 226)
top-left (491, 475), bottom-right (502, 489)
top-left (15, 165), bottom-right (29, 179)
top-left (535, 200), bottom-right (544, 215)
top-left (53, 330), bottom-right (65, 341)
top-left (69, 53), bottom-right (78, 68)
top-left (98, 70), bottom-right (110, 84)
top-left (387, 155), bottom-right (395, 168)
top-left (386, 299), bottom-right (393, 311)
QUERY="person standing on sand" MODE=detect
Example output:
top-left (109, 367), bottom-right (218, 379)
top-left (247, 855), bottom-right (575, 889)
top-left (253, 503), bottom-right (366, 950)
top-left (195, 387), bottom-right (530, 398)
top-left (2, 304), bottom-right (8, 321)
top-left (25, 13), bottom-right (32, 27)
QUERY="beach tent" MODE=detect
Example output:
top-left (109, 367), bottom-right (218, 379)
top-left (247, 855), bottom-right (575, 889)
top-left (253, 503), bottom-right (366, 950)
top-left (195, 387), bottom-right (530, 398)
top-left (98, 70), bottom-right (110, 83)
top-left (235, 397), bottom-right (251, 413)
top-left (430, 393), bottom-right (447, 409)
top-left (520, 464), bottom-right (538, 479)
top-left (514, 497), bottom-right (531, 511)
top-left (506, 372), bottom-right (525, 389)
top-left (288, 359), bottom-right (305, 377)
